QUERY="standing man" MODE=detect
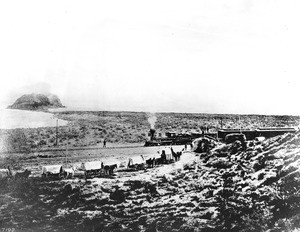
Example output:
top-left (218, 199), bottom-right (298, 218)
top-left (161, 150), bottom-right (166, 164)
top-left (103, 139), bottom-right (107, 148)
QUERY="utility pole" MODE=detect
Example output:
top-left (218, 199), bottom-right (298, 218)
top-left (66, 143), bottom-right (68, 166)
top-left (239, 115), bottom-right (242, 133)
top-left (55, 119), bottom-right (58, 146)
top-left (220, 117), bottom-right (223, 129)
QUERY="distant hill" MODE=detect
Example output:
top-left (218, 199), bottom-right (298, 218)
top-left (7, 93), bottom-right (65, 111)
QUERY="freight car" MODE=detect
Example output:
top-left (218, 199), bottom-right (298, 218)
top-left (217, 127), bottom-right (297, 141)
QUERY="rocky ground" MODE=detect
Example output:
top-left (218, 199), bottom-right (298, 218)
top-left (1, 132), bottom-right (300, 231)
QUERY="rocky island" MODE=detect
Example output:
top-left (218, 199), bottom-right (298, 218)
top-left (7, 93), bottom-right (65, 111)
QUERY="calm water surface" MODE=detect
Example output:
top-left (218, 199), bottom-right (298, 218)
top-left (0, 109), bottom-right (68, 129)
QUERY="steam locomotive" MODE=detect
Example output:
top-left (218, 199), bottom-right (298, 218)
top-left (144, 129), bottom-right (217, 146)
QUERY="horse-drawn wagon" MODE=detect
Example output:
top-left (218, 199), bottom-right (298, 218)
top-left (81, 161), bottom-right (104, 178)
top-left (42, 165), bottom-right (64, 179)
top-left (127, 156), bottom-right (146, 170)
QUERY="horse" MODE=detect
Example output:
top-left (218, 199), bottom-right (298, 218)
top-left (170, 148), bottom-right (182, 162)
top-left (63, 167), bottom-right (75, 179)
top-left (170, 147), bottom-right (178, 161)
top-left (104, 164), bottom-right (118, 176)
top-left (14, 169), bottom-right (31, 180)
top-left (175, 151), bottom-right (182, 161)
top-left (146, 157), bottom-right (155, 168)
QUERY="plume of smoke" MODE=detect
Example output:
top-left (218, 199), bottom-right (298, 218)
top-left (148, 113), bottom-right (157, 129)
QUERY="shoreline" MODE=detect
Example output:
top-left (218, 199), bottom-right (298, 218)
top-left (0, 108), bottom-right (68, 130)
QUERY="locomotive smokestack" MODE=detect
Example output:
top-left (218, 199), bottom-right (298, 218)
top-left (148, 114), bottom-right (157, 129)
top-left (149, 129), bottom-right (156, 141)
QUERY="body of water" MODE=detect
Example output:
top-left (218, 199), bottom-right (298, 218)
top-left (0, 109), bottom-right (68, 129)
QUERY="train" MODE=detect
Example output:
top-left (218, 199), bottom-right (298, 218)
top-left (144, 129), bottom-right (217, 146)
top-left (144, 127), bottom-right (298, 146)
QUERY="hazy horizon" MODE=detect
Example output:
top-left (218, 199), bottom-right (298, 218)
top-left (2, 105), bottom-right (300, 118)
top-left (1, 1), bottom-right (300, 116)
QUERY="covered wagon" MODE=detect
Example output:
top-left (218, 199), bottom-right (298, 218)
top-left (81, 161), bottom-right (104, 178)
top-left (127, 156), bottom-right (146, 170)
top-left (42, 165), bottom-right (64, 179)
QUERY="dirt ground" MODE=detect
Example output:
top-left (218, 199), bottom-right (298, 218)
top-left (6, 145), bottom-right (186, 177)
top-left (1, 133), bottom-right (300, 231)
top-left (1, 110), bottom-right (300, 231)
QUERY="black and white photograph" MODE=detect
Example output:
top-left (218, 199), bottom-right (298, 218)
top-left (1, 0), bottom-right (300, 231)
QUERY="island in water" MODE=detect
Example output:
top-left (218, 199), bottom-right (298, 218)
top-left (7, 93), bottom-right (65, 111)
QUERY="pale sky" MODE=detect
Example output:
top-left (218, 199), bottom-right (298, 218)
top-left (1, 0), bottom-right (300, 115)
